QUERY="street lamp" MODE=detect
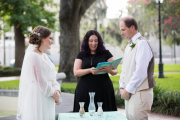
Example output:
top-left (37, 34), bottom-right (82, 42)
top-left (172, 30), bottom-right (176, 64)
top-left (156, 0), bottom-right (164, 78)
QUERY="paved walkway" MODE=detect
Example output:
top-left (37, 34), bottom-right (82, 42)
top-left (0, 90), bottom-right (180, 120)
top-left (0, 76), bottom-right (20, 82)
top-left (117, 108), bottom-right (180, 120)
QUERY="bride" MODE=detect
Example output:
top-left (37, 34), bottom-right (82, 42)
top-left (17, 26), bottom-right (61, 120)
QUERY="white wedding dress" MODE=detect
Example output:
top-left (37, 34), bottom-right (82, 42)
top-left (17, 44), bottom-right (60, 120)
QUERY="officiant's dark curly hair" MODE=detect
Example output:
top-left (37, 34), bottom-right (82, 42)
top-left (81, 30), bottom-right (106, 56)
top-left (29, 26), bottom-right (52, 52)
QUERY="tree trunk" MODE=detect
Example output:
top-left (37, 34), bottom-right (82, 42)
top-left (14, 22), bottom-right (25, 68)
top-left (59, 0), bottom-right (95, 82)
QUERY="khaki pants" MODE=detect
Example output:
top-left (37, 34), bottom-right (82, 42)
top-left (125, 88), bottom-right (153, 120)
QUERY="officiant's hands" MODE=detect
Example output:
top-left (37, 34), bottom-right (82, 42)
top-left (91, 67), bottom-right (102, 75)
top-left (101, 64), bottom-right (113, 74)
top-left (120, 88), bottom-right (131, 100)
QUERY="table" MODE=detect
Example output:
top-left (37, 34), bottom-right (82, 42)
top-left (58, 111), bottom-right (127, 120)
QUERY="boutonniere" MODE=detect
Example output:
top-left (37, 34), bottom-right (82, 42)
top-left (129, 42), bottom-right (136, 50)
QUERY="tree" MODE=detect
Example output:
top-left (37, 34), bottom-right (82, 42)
top-left (0, 0), bottom-right (57, 68)
top-left (106, 19), bottom-right (123, 45)
top-left (80, 0), bottom-right (107, 39)
top-left (127, 0), bottom-right (180, 44)
top-left (59, 0), bottom-right (96, 81)
top-left (82, 0), bottom-right (107, 30)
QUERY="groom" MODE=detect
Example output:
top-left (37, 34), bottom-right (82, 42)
top-left (119, 16), bottom-right (156, 120)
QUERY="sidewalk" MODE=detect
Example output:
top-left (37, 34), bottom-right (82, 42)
top-left (0, 76), bottom-right (20, 82)
top-left (155, 57), bottom-right (180, 64)
top-left (117, 108), bottom-right (180, 120)
top-left (0, 90), bottom-right (179, 120)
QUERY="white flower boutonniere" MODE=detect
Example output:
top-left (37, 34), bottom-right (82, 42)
top-left (129, 42), bottom-right (136, 50)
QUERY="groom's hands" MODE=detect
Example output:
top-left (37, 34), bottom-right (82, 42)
top-left (120, 88), bottom-right (131, 100)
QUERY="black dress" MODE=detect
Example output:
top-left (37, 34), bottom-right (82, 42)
top-left (73, 50), bottom-right (117, 112)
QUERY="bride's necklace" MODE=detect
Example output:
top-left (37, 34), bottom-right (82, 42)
top-left (90, 54), bottom-right (95, 66)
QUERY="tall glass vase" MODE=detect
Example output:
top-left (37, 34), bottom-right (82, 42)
top-left (88, 92), bottom-right (96, 116)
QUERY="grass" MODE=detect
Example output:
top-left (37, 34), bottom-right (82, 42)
top-left (117, 64), bottom-right (180, 73)
top-left (0, 73), bottom-right (179, 92)
top-left (154, 73), bottom-right (180, 92)
top-left (61, 83), bottom-right (77, 90)
top-left (110, 73), bottom-right (180, 92)
top-left (55, 66), bottom-right (58, 71)
top-left (61, 73), bottom-right (180, 93)
top-left (55, 64), bottom-right (180, 73)
top-left (0, 110), bottom-right (17, 118)
top-left (154, 64), bottom-right (180, 72)
top-left (0, 80), bottom-right (19, 89)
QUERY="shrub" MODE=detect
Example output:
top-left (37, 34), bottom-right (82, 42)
top-left (0, 67), bottom-right (21, 77)
top-left (115, 89), bottom-right (125, 108)
top-left (2, 66), bottom-right (13, 70)
top-left (152, 85), bottom-right (180, 116)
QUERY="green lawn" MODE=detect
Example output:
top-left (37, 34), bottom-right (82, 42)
top-left (61, 83), bottom-right (77, 90)
top-left (110, 73), bottom-right (180, 92)
top-left (117, 64), bottom-right (180, 73)
top-left (56, 64), bottom-right (180, 73)
top-left (60, 73), bottom-right (180, 92)
top-left (0, 80), bottom-right (19, 89)
top-left (154, 64), bottom-right (180, 72)
top-left (55, 66), bottom-right (58, 71)
top-left (0, 73), bottom-right (179, 92)
top-left (154, 73), bottom-right (180, 92)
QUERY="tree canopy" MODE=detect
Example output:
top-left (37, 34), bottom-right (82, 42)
top-left (127, 0), bottom-right (180, 45)
top-left (0, 0), bottom-right (58, 33)
top-left (0, 0), bottom-right (58, 68)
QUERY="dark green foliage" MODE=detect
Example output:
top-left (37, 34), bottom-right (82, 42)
top-left (175, 37), bottom-right (180, 45)
top-left (152, 85), bottom-right (180, 116)
top-left (115, 89), bottom-right (125, 108)
top-left (0, 66), bottom-right (21, 77)
top-left (0, 0), bottom-right (58, 33)
top-left (0, 0), bottom-right (58, 68)
top-left (2, 66), bottom-right (13, 70)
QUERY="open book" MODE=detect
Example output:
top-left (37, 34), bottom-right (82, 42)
top-left (93, 57), bottom-right (123, 75)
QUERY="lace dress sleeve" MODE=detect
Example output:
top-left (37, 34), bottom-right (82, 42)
top-left (31, 53), bottom-right (55, 97)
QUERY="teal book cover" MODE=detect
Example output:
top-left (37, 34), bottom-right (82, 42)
top-left (94, 57), bottom-right (123, 75)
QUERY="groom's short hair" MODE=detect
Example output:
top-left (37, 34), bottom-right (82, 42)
top-left (120, 16), bottom-right (138, 30)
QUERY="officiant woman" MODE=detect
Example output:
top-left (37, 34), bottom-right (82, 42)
top-left (73, 30), bottom-right (118, 112)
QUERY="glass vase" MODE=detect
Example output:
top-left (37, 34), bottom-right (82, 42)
top-left (88, 92), bottom-right (96, 116)
top-left (97, 102), bottom-right (103, 117)
top-left (79, 102), bottom-right (85, 117)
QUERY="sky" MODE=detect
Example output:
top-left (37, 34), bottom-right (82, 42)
top-left (106, 0), bottom-right (129, 19)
